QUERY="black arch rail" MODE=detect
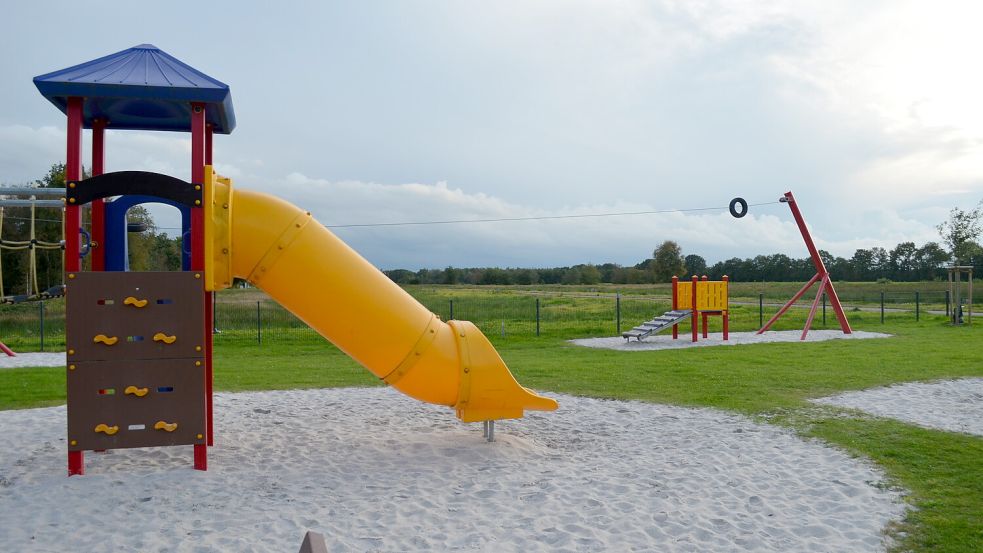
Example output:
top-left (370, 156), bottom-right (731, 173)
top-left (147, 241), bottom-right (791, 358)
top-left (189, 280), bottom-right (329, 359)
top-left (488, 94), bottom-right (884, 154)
top-left (66, 171), bottom-right (202, 208)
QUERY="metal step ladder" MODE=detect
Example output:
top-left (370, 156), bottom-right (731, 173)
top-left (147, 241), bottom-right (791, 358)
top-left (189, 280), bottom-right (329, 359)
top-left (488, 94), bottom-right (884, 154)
top-left (622, 310), bottom-right (690, 341)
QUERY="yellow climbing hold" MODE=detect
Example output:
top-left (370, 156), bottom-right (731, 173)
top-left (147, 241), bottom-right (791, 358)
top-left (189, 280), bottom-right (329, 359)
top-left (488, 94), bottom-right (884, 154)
top-left (153, 333), bottom-right (177, 344)
top-left (93, 334), bottom-right (118, 346)
top-left (123, 296), bottom-right (148, 308)
top-left (94, 423), bottom-right (119, 435)
top-left (124, 386), bottom-right (149, 397)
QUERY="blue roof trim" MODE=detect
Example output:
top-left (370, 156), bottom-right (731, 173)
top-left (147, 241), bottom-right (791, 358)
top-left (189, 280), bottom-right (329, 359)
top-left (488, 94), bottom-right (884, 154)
top-left (34, 44), bottom-right (236, 134)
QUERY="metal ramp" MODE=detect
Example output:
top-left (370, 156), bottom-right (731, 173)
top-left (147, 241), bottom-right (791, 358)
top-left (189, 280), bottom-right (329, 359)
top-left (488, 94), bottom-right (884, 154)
top-left (622, 310), bottom-right (690, 341)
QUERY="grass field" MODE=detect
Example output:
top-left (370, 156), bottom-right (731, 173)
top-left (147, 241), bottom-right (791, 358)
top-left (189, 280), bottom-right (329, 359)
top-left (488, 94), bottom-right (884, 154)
top-left (1, 283), bottom-right (981, 551)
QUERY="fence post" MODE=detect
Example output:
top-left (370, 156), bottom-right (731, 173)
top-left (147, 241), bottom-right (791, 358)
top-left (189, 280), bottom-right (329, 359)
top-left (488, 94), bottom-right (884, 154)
top-left (758, 293), bottom-right (763, 327)
top-left (945, 290), bottom-right (950, 317)
top-left (256, 301), bottom-right (262, 345)
top-left (449, 299), bottom-right (454, 321)
top-left (822, 293), bottom-right (826, 326)
top-left (39, 301), bottom-right (45, 352)
top-left (616, 293), bottom-right (621, 334)
top-left (880, 291), bottom-right (885, 323)
top-left (915, 291), bottom-right (920, 321)
top-left (535, 298), bottom-right (540, 337)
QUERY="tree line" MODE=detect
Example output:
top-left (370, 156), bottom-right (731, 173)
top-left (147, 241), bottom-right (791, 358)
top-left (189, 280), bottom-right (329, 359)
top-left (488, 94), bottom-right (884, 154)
top-left (386, 203), bottom-right (983, 286)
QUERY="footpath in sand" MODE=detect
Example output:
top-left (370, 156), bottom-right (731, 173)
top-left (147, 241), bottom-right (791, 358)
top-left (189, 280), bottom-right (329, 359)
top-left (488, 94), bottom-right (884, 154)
top-left (0, 387), bottom-right (905, 552)
top-left (814, 378), bottom-right (983, 437)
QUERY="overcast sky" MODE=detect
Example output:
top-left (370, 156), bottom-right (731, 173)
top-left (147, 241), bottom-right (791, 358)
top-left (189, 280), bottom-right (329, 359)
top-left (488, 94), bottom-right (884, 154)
top-left (2, 1), bottom-right (982, 270)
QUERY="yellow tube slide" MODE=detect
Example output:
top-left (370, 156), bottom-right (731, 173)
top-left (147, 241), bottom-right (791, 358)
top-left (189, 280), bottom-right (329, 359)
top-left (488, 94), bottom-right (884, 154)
top-left (204, 169), bottom-right (557, 422)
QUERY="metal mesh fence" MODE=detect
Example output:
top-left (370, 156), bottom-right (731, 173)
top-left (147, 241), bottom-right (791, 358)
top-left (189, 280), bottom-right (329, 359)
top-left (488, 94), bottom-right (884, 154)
top-left (0, 287), bottom-right (969, 351)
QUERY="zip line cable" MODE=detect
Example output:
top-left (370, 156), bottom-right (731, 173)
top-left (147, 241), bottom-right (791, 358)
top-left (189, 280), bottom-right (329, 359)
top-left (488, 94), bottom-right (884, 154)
top-left (2, 199), bottom-right (780, 235)
top-left (325, 200), bottom-right (780, 229)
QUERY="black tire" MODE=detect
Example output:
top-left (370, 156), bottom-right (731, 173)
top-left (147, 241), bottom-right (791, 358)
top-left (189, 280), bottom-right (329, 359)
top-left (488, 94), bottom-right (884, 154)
top-left (729, 197), bottom-right (748, 218)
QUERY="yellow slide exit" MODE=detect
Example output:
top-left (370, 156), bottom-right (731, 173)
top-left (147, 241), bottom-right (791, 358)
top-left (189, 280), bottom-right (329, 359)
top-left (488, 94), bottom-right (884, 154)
top-left (203, 168), bottom-right (557, 422)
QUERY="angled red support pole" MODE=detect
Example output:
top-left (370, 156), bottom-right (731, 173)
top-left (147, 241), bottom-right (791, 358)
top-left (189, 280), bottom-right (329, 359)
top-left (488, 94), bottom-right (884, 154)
top-left (757, 191), bottom-right (852, 340)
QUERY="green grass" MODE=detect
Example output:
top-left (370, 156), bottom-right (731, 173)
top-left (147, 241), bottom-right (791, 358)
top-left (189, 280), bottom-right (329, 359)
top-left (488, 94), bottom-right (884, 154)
top-left (2, 285), bottom-right (982, 551)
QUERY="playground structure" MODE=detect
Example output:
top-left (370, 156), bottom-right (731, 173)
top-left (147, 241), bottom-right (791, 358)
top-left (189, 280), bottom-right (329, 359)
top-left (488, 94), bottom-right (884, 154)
top-left (757, 191), bottom-right (852, 340)
top-left (33, 44), bottom-right (556, 476)
top-left (0, 188), bottom-right (71, 356)
top-left (946, 265), bottom-right (973, 325)
top-left (623, 275), bottom-right (729, 342)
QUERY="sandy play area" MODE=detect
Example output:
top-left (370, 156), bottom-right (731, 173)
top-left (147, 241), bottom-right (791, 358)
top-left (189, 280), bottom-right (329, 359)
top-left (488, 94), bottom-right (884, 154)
top-left (572, 329), bottom-right (891, 351)
top-left (0, 385), bottom-right (906, 552)
top-left (814, 378), bottom-right (983, 437)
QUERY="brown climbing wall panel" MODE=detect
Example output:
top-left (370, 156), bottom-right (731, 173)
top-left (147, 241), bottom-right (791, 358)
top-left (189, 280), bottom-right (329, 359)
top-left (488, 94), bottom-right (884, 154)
top-left (66, 272), bottom-right (206, 452)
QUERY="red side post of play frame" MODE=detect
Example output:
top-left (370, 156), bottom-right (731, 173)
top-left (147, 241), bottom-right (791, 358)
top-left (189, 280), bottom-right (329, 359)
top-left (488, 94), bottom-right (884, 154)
top-left (690, 275), bottom-right (698, 343)
top-left (190, 103), bottom-right (208, 471)
top-left (90, 117), bottom-right (106, 271)
top-left (204, 123), bottom-right (215, 448)
top-left (671, 276), bottom-right (679, 340)
top-left (65, 97), bottom-right (84, 476)
top-left (722, 275), bottom-right (730, 340)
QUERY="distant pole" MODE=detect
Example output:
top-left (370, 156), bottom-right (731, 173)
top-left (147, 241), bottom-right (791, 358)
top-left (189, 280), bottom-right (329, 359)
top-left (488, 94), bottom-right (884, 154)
top-left (822, 293), bottom-right (826, 326)
top-left (256, 301), bottom-right (262, 344)
top-left (616, 293), bottom-right (621, 334)
top-left (945, 289), bottom-right (950, 317)
top-left (39, 301), bottom-right (45, 352)
top-left (449, 299), bottom-right (454, 321)
top-left (759, 293), bottom-right (763, 327)
top-left (915, 291), bottom-right (920, 321)
top-left (536, 298), bottom-right (540, 337)
top-left (880, 292), bottom-right (885, 323)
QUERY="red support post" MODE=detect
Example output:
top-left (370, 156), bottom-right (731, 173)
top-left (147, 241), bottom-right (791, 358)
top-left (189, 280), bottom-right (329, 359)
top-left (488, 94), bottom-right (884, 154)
top-left (205, 124), bottom-right (213, 165)
top-left (801, 274), bottom-right (830, 340)
top-left (671, 276), bottom-right (679, 340)
top-left (700, 275), bottom-right (708, 338)
top-left (757, 191), bottom-right (852, 340)
top-left (65, 97), bottom-right (84, 477)
top-left (190, 103), bottom-right (209, 470)
top-left (90, 118), bottom-right (106, 271)
top-left (690, 275), bottom-right (698, 343)
top-left (0, 341), bottom-right (15, 357)
top-left (204, 123), bottom-right (214, 447)
top-left (722, 275), bottom-right (730, 341)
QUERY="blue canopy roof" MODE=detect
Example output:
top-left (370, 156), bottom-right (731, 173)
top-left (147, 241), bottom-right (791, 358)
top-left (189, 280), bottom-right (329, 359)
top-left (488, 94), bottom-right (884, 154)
top-left (34, 44), bottom-right (236, 134)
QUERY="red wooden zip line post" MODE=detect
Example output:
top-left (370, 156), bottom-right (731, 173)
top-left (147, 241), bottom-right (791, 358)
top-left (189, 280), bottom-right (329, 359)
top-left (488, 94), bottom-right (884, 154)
top-left (757, 191), bottom-right (852, 340)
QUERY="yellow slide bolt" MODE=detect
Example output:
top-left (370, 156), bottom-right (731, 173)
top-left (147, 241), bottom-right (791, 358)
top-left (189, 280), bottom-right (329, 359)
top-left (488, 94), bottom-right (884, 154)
top-left (93, 334), bottom-right (118, 346)
top-left (124, 386), bottom-right (149, 397)
top-left (154, 421), bottom-right (178, 432)
top-left (123, 296), bottom-right (148, 308)
top-left (94, 423), bottom-right (119, 435)
top-left (153, 333), bottom-right (177, 344)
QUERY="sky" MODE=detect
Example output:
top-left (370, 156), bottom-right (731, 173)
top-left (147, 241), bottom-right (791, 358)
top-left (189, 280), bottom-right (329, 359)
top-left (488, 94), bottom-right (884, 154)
top-left (2, 0), bottom-right (982, 270)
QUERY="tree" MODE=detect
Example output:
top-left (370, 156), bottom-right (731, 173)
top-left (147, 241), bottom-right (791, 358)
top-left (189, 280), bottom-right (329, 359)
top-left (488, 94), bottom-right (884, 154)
top-left (579, 264), bottom-right (601, 285)
top-left (684, 254), bottom-right (707, 276)
top-left (889, 242), bottom-right (918, 281)
top-left (937, 203), bottom-right (983, 263)
top-left (651, 241), bottom-right (686, 282)
top-left (914, 242), bottom-right (949, 280)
